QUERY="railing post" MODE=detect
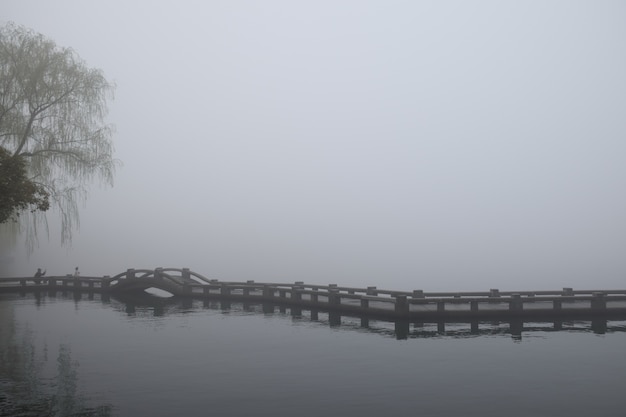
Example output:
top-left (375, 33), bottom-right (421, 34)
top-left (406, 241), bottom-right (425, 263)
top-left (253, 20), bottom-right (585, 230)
top-left (366, 286), bottom-right (377, 296)
top-left (361, 297), bottom-right (369, 309)
top-left (562, 287), bottom-right (574, 296)
top-left (310, 288), bottom-right (318, 303)
top-left (221, 284), bottom-right (231, 297)
top-left (553, 299), bottom-right (562, 310)
top-left (49, 278), bottom-right (57, 288)
top-left (263, 285), bottom-right (274, 299)
top-left (101, 276), bottom-right (110, 290)
top-left (203, 286), bottom-right (211, 296)
top-left (244, 280), bottom-right (254, 296)
top-left (293, 281), bottom-right (304, 301)
top-left (20, 278), bottom-right (26, 286)
top-left (412, 290), bottom-right (424, 298)
top-left (128, 268), bottom-right (136, 280)
top-left (437, 300), bottom-right (445, 312)
top-left (395, 295), bottom-right (409, 315)
top-left (509, 294), bottom-right (523, 312)
top-left (470, 300), bottom-right (478, 312)
top-left (489, 288), bottom-right (500, 304)
top-left (591, 292), bottom-right (606, 311)
top-left (182, 268), bottom-right (191, 280)
top-left (329, 289), bottom-right (340, 306)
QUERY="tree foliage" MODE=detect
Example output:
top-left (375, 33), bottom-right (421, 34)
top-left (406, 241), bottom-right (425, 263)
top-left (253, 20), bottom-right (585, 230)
top-left (0, 22), bottom-right (117, 248)
top-left (0, 145), bottom-right (50, 223)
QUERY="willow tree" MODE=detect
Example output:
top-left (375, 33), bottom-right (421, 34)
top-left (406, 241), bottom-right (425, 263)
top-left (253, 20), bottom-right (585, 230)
top-left (0, 23), bottom-right (117, 250)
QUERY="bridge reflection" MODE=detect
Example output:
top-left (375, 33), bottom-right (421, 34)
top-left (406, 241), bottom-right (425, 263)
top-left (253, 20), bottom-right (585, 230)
top-left (103, 290), bottom-right (626, 341)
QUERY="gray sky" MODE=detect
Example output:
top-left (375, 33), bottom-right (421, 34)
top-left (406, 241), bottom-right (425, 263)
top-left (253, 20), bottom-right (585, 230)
top-left (2, 0), bottom-right (625, 291)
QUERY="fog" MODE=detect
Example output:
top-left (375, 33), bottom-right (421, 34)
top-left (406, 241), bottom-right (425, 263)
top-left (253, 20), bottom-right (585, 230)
top-left (2, 0), bottom-right (625, 291)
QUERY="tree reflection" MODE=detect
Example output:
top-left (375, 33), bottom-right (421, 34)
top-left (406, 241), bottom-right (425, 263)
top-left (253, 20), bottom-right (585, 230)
top-left (0, 315), bottom-right (112, 417)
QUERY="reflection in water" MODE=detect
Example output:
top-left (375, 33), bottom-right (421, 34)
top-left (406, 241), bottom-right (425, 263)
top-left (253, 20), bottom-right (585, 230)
top-left (0, 305), bottom-right (112, 416)
top-left (1, 290), bottom-right (625, 417)
top-left (108, 290), bottom-right (626, 341)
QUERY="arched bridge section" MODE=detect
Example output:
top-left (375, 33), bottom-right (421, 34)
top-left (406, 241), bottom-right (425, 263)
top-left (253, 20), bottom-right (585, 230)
top-left (105, 268), bottom-right (212, 296)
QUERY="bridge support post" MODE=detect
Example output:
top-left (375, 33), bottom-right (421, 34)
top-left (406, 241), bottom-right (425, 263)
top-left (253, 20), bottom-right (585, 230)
top-left (395, 295), bottom-right (409, 315)
top-left (395, 320), bottom-right (409, 340)
top-left (471, 321), bottom-right (479, 333)
top-left (203, 286), bottom-right (211, 296)
top-left (101, 277), bottom-right (110, 290)
top-left (154, 268), bottom-right (162, 281)
top-left (361, 298), bottom-right (369, 309)
top-left (279, 289), bottom-right (286, 299)
top-left (591, 292), bottom-right (606, 311)
top-left (127, 269), bottom-right (136, 280)
top-left (437, 301), bottom-right (445, 312)
top-left (509, 294), bottom-right (523, 312)
top-left (553, 299), bottom-right (562, 310)
top-left (182, 268), bottom-right (190, 280)
top-left (183, 283), bottom-right (192, 296)
top-left (49, 278), bottom-right (56, 288)
top-left (470, 300), bottom-right (478, 312)
top-left (20, 278), bottom-right (26, 286)
top-left (310, 288), bottom-right (318, 304)
top-left (328, 289), bottom-right (340, 306)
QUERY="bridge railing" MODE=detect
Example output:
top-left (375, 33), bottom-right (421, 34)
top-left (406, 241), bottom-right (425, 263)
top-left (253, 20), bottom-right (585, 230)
top-left (3, 269), bottom-right (626, 318)
top-left (178, 280), bottom-right (626, 316)
top-left (0, 275), bottom-right (106, 290)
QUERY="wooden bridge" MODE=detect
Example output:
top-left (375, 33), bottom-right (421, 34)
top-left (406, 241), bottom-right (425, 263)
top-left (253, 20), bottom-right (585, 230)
top-left (2, 267), bottom-right (626, 321)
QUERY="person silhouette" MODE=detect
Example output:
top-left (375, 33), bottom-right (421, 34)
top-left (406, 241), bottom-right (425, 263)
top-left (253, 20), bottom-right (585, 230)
top-left (34, 268), bottom-right (46, 284)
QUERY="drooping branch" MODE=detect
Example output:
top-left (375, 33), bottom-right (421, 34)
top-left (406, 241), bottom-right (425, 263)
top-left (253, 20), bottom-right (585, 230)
top-left (0, 22), bottom-right (118, 249)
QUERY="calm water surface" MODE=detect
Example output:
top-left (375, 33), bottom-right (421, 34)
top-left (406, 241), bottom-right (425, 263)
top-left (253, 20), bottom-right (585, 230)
top-left (1, 292), bottom-right (625, 417)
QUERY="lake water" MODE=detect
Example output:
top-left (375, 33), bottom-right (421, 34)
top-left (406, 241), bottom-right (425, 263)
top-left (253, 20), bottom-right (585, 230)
top-left (1, 291), bottom-right (625, 417)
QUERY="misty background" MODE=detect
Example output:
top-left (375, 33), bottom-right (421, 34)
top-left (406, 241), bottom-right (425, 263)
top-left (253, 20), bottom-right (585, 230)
top-left (1, 0), bottom-right (625, 291)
